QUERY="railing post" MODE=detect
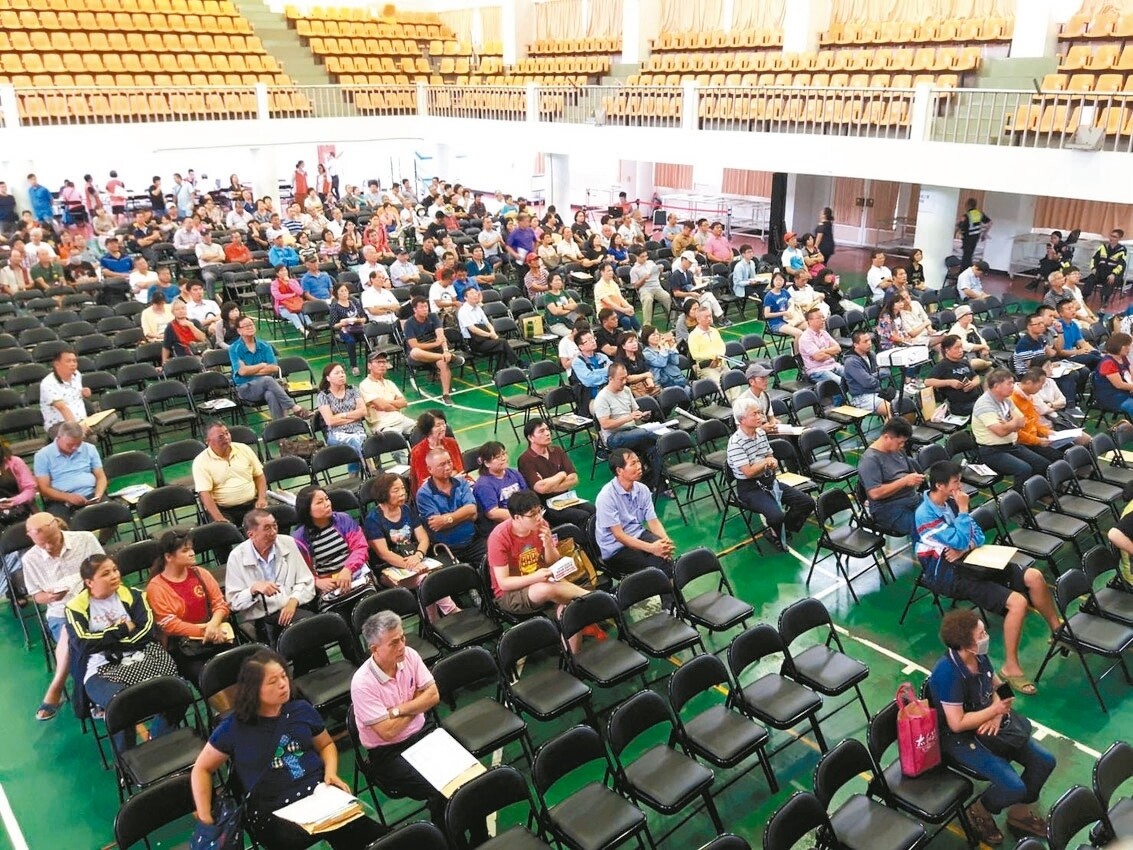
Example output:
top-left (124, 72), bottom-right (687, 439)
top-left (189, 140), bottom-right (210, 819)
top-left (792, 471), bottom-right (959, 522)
top-left (526, 82), bottom-right (538, 123)
top-left (0, 84), bottom-right (22, 128)
top-left (681, 80), bottom-right (698, 131)
top-left (417, 82), bottom-right (428, 117)
top-left (909, 83), bottom-right (934, 143)
top-left (254, 83), bottom-right (269, 121)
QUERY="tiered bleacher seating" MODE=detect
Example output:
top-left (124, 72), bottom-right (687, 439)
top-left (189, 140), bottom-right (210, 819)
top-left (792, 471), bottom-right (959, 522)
top-left (651, 29), bottom-right (782, 51)
top-left (819, 17), bottom-right (1012, 46)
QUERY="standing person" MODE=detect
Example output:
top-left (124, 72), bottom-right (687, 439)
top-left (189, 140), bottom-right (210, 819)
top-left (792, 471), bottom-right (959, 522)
top-left (292, 160), bottom-right (308, 202)
top-left (594, 449), bottom-right (676, 580)
top-left (26, 173), bottom-right (54, 225)
top-left (815, 206), bottom-right (836, 263)
top-left (40, 347), bottom-right (90, 439)
top-left (316, 363), bottom-right (368, 462)
top-left (928, 610), bottom-right (1053, 846)
top-left (955, 197), bottom-right (991, 270)
top-left (727, 396), bottom-right (815, 550)
top-left (229, 317), bottom-right (313, 420)
top-left (403, 296), bottom-right (461, 406)
top-left (23, 512), bottom-right (104, 721)
top-left (192, 650), bottom-right (385, 850)
top-left (194, 421), bottom-right (268, 526)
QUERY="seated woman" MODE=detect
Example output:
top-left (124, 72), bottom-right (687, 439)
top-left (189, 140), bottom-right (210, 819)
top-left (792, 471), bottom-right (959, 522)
top-left (191, 649), bottom-right (385, 850)
top-left (214, 301), bottom-right (243, 350)
top-left (291, 486), bottom-right (372, 613)
top-left (812, 268), bottom-right (845, 316)
top-left (147, 530), bottom-right (234, 684)
top-left (141, 290), bottom-right (174, 342)
top-left (1094, 332), bottom-right (1133, 420)
top-left (408, 410), bottom-right (465, 493)
top-left (543, 273), bottom-right (582, 337)
top-left (270, 265), bottom-right (311, 337)
top-left (928, 610), bottom-right (1054, 846)
top-left (362, 474), bottom-right (457, 615)
top-left (316, 363), bottom-right (367, 465)
top-left (472, 441), bottom-right (528, 533)
top-left (641, 325), bottom-right (687, 388)
top-left (65, 553), bottom-right (179, 741)
top-left (614, 331), bottom-right (660, 397)
top-left (762, 271), bottom-right (803, 345)
top-left (0, 439), bottom-right (38, 527)
top-left (162, 299), bottom-right (209, 363)
top-left (328, 283), bottom-right (367, 376)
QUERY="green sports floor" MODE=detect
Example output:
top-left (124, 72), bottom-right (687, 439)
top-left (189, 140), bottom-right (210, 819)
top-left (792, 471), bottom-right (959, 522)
top-left (0, 268), bottom-right (1129, 850)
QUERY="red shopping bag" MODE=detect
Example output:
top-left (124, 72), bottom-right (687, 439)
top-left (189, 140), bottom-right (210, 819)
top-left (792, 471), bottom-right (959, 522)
top-left (896, 681), bottom-right (941, 777)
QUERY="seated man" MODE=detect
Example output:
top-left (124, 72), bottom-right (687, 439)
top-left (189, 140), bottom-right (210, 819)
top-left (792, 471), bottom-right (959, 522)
top-left (1011, 368), bottom-right (1090, 463)
top-left (843, 329), bottom-right (892, 417)
top-left (33, 422), bottom-right (107, 521)
top-left (570, 329), bottom-right (610, 409)
top-left (457, 286), bottom-right (518, 368)
top-left (404, 296), bottom-right (461, 406)
top-left (1052, 297), bottom-right (1101, 370)
top-left (351, 610), bottom-right (457, 835)
top-left (194, 421), bottom-right (268, 526)
top-left (487, 491), bottom-right (589, 632)
top-left (914, 460), bottom-right (1060, 694)
top-left (687, 305), bottom-right (727, 384)
top-left (727, 396), bottom-right (815, 550)
top-left (594, 448), bottom-right (676, 581)
top-left (730, 362), bottom-right (782, 430)
top-left (971, 368), bottom-right (1048, 492)
top-left (224, 508), bottom-right (316, 642)
top-left (594, 362), bottom-right (663, 491)
top-left (669, 252), bottom-right (728, 326)
top-left (798, 307), bottom-right (844, 384)
top-left (858, 418), bottom-right (923, 537)
top-left (957, 260), bottom-right (990, 301)
top-left (185, 281), bottom-right (221, 336)
top-left (229, 316), bottom-right (313, 421)
top-left (415, 447), bottom-right (486, 566)
top-left (358, 352), bottom-right (416, 453)
top-left (517, 418), bottom-right (597, 527)
top-left (926, 334), bottom-right (983, 418)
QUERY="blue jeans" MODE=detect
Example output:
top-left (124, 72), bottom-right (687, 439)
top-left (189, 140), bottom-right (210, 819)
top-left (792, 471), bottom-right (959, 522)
top-left (617, 314), bottom-right (642, 332)
top-left (943, 732), bottom-right (1056, 814)
top-left (327, 429), bottom-right (365, 474)
top-left (85, 674), bottom-right (175, 751)
top-left (1118, 396), bottom-right (1133, 419)
top-left (278, 306), bottom-right (310, 333)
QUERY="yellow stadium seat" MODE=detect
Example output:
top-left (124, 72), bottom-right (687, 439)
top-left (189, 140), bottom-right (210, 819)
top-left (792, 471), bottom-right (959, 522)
top-left (890, 73), bottom-right (912, 88)
top-left (910, 48), bottom-right (936, 71)
top-left (1092, 45), bottom-right (1120, 70)
top-left (1067, 74), bottom-right (1093, 92)
top-left (1099, 105), bottom-right (1130, 135)
top-left (30, 32), bottom-right (51, 51)
top-left (1061, 45), bottom-right (1093, 71)
top-left (848, 73), bottom-right (869, 87)
top-left (1095, 74), bottom-right (1123, 93)
top-left (1085, 9), bottom-right (1118, 38)
top-left (932, 47), bottom-right (958, 72)
top-left (869, 73), bottom-right (890, 87)
top-left (872, 49), bottom-right (893, 70)
top-left (811, 72), bottom-right (830, 87)
top-left (838, 23), bottom-right (861, 45)
top-left (820, 23), bottom-right (842, 46)
top-left (934, 73), bottom-right (958, 88)
top-left (934, 20), bottom-right (958, 42)
top-left (1114, 15), bottom-right (1133, 38)
top-left (1039, 73), bottom-right (1067, 91)
top-left (1005, 103), bottom-right (1039, 134)
top-left (845, 49), bottom-right (873, 71)
top-left (1060, 16), bottom-right (1089, 39)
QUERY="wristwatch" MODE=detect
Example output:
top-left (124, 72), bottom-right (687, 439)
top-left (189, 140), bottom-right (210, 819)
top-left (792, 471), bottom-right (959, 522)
top-left (390, 707), bottom-right (400, 718)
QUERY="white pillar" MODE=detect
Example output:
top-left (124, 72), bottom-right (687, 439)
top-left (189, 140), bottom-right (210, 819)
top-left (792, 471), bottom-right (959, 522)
top-left (502, 0), bottom-right (534, 64)
top-left (914, 185), bottom-right (961, 289)
top-left (681, 81), bottom-right (699, 131)
top-left (548, 153), bottom-right (571, 211)
top-left (0, 84), bottom-right (20, 128)
top-left (434, 143), bottom-right (452, 180)
top-left (1011, 0), bottom-right (1059, 59)
top-left (621, 0), bottom-right (642, 64)
top-left (248, 146), bottom-right (279, 212)
top-left (634, 160), bottom-right (654, 210)
top-left (782, 0), bottom-right (821, 55)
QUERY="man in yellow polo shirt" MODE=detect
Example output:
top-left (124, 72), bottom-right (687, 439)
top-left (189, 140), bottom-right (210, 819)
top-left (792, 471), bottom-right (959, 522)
top-left (194, 420), bottom-right (267, 526)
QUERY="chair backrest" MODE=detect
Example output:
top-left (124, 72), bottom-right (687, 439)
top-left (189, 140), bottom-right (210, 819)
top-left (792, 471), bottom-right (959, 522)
top-left (189, 522), bottom-right (245, 569)
top-left (70, 500), bottom-right (135, 537)
top-left (1094, 740), bottom-right (1133, 809)
top-left (560, 590), bottom-right (620, 639)
top-left (1047, 785), bottom-right (1107, 850)
top-left (277, 611), bottom-right (359, 666)
top-left (431, 645), bottom-right (499, 708)
top-left (674, 547), bottom-right (724, 591)
top-left (531, 723), bottom-right (608, 795)
top-left (113, 773), bottom-right (197, 850)
top-left (813, 737), bottom-right (876, 806)
top-left (105, 675), bottom-right (196, 737)
top-left (777, 596), bottom-right (833, 648)
top-left (447, 765), bottom-right (535, 850)
top-left (815, 487), bottom-right (854, 525)
top-left (1082, 545), bottom-right (1119, 585)
top-left (497, 616), bottom-right (561, 679)
top-left (1046, 460), bottom-right (1075, 492)
top-left (365, 820), bottom-right (449, 850)
top-left (866, 699), bottom-right (901, 763)
top-left (997, 489), bottom-right (1030, 525)
top-left (1055, 567), bottom-right (1093, 614)
top-left (615, 566), bottom-right (672, 610)
top-left (763, 791), bottom-right (831, 850)
top-left (418, 562), bottom-right (481, 609)
top-left (728, 623), bottom-right (784, 680)
top-left (668, 652), bottom-right (730, 715)
top-left (696, 835), bottom-right (750, 850)
top-left (608, 688), bottom-right (674, 760)
top-left (351, 587), bottom-right (420, 639)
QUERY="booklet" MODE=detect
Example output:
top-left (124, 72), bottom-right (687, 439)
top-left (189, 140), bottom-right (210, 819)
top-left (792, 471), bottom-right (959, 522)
top-left (268, 489), bottom-right (297, 506)
top-left (402, 728), bottom-right (486, 797)
top-left (963, 545), bottom-right (1018, 572)
top-left (273, 783), bottom-right (365, 835)
top-left (548, 555), bottom-right (577, 582)
top-left (549, 490), bottom-right (585, 509)
top-left (776, 471), bottom-right (812, 487)
top-left (109, 483), bottom-right (153, 505)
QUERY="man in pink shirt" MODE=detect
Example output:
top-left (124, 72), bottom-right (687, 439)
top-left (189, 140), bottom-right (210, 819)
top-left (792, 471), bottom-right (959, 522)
top-left (798, 307), bottom-right (845, 384)
top-left (350, 610), bottom-right (446, 826)
top-left (703, 220), bottom-right (733, 265)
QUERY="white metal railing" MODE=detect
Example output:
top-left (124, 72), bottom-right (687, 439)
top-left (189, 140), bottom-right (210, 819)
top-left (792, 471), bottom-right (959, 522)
top-left (5, 83), bottom-right (1133, 154)
top-left (931, 87), bottom-right (1133, 152)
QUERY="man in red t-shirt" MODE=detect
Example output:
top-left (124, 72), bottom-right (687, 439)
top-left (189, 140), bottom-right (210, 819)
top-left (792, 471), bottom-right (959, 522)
top-left (224, 230), bottom-right (253, 264)
top-left (486, 490), bottom-right (589, 644)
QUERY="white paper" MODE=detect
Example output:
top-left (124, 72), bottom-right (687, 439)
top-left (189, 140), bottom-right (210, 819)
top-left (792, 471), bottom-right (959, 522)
top-left (548, 556), bottom-right (576, 581)
top-left (268, 490), bottom-right (297, 506)
top-left (549, 490), bottom-right (582, 509)
top-left (109, 484), bottom-right (153, 501)
top-left (1047, 428), bottom-right (1083, 442)
top-left (274, 783), bottom-right (359, 827)
top-left (774, 424), bottom-right (804, 435)
top-left (402, 728), bottom-right (481, 794)
top-left (387, 464), bottom-right (411, 476)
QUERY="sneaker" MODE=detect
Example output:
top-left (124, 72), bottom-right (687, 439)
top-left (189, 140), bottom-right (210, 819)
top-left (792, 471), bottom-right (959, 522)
top-left (717, 317), bottom-right (732, 327)
top-left (1067, 406), bottom-right (1085, 419)
top-left (441, 394), bottom-right (452, 406)
top-left (580, 624), bottom-right (607, 641)
top-left (449, 354), bottom-right (466, 368)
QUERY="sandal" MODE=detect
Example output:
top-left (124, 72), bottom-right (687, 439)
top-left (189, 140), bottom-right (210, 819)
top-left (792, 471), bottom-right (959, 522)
top-left (966, 804), bottom-right (1003, 846)
top-left (998, 668), bottom-right (1038, 696)
top-left (1006, 809), bottom-right (1048, 838)
top-left (35, 702), bottom-right (61, 721)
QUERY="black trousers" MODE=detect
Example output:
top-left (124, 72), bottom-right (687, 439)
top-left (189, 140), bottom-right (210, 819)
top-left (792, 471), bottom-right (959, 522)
top-left (736, 480), bottom-right (815, 537)
top-left (545, 501), bottom-right (597, 529)
top-left (960, 234), bottom-right (980, 269)
top-left (366, 727), bottom-right (449, 830)
top-left (470, 334), bottom-right (519, 366)
top-left (218, 499), bottom-right (257, 528)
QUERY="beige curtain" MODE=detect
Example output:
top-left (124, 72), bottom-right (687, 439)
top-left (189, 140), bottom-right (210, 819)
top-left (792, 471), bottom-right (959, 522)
top-left (480, 6), bottom-right (503, 45)
top-left (722, 169), bottom-right (774, 197)
top-left (654, 163), bottom-right (693, 190)
top-left (731, 0), bottom-right (786, 30)
top-left (587, 0), bottom-right (624, 37)
top-left (1072, 0), bottom-right (1124, 16)
top-left (829, 0), bottom-right (1014, 23)
top-left (657, 0), bottom-right (723, 34)
top-left (533, 153), bottom-right (546, 176)
top-left (536, 0), bottom-right (585, 41)
top-left (1035, 196), bottom-right (1133, 236)
top-left (444, 9), bottom-right (475, 44)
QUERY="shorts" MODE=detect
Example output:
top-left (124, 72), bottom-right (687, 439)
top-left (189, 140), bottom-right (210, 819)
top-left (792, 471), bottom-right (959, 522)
top-left (850, 392), bottom-right (881, 411)
top-left (923, 555), bottom-right (1029, 615)
top-left (47, 616), bottom-right (66, 643)
top-left (497, 587), bottom-right (543, 615)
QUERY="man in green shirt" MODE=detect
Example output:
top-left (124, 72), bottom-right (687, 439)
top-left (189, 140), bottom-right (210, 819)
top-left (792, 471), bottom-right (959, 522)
top-left (29, 247), bottom-right (64, 291)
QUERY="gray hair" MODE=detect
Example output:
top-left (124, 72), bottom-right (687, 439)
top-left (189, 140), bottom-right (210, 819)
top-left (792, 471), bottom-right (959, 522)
top-left (57, 421), bottom-right (85, 440)
top-left (362, 610), bottom-right (402, 647)
top-left (732, 395), bottom-right (760, 424)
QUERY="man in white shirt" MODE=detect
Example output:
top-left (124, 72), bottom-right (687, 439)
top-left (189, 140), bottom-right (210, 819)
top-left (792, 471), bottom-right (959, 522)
top-left (958, 260), bottom-right (990, 301)
top-left (478, 217), bottom-right (504, 266)
top-left (128, 256), bottom-right (159, 303)
top-left (172, 216), bottom-right (201, 250)
top-left (458, 286), bottom-right (518, 366)
top-left (172, 173), bottom-right (194, 218)
top-left (388, 248), bottom-right (421, 286)
top-left (194, 230), bottom-right (226, 298)
top-left (629, 248), bottom-right (670, 326)
top-left (361, 269), bottom-right (400, 327)
top-left (428, 268), bottom-right (459, 315)
top-left (326, 208), bottom-right (347, 240)
top-left (866, 250), bottom-right (893, 302)
top-left (355, 245), bottom-right (386, 280)
top-left (358, 352), bottom-right (415, 450)
top-left (186, 280), bottom-right (221, 334)
top-left (225, 205), bottom-right (252, 231)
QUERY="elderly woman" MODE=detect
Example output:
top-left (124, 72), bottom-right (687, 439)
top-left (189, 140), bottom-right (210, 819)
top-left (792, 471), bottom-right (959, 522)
top-left (146, 530), bottom-right (233, 683)
top-left (271, 265), bottom-right (311, 337)
top-left (141, 290), bottom-right (174, 342)
top-left (928, 610), bottom-right (1053, 845)
top-left (408, 409), bottom-right (464, 493)
top-left (292, 486), bottom-right (372, 612)
top-left (162, 299), bottom-right (209, 363)
top-left (191, 649), bottom-right (385, 850)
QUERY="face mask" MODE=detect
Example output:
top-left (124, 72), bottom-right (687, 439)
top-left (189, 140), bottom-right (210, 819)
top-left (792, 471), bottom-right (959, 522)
top-left (974, 635), bottom-right (990, 656)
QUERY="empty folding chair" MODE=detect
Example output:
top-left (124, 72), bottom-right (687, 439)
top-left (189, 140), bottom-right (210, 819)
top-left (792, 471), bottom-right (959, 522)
top-left (1094, 740), bottom-right (1133, 840)
top-left (446, 765), bottom-right (553, 850)
top-left (778, 597), bottom-right (870, 723)
top-left (1047, 785), bottom-right (1112, 850)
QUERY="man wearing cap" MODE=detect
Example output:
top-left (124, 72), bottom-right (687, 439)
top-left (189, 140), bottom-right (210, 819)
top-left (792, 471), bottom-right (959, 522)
top-left (22, 511), bottom-right (104, 721)
top-left (359, 352), bottom-right (415, 459)
top-left (948, 305), bottom-right (992, 371)
top-left (194, 420), bottom-right (268, 526)
top-left (732, 362), bottom-right (781, 428)
top-left (957, 260), bottom-right (990, 301)
top-left (389, 247), bottom-right (421, 286)
top-left (670, 252), bottom-right (729, 327)
top-left (781, 232), bottom-right (805, 276)
top-left (267, 232), bottom-right (299, 268)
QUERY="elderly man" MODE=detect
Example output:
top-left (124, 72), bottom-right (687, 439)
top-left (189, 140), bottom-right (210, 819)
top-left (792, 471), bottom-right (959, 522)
top-left (351, 611), bottom-right (467, 836)
top-left (224, 508), bottom-right (316, 642)
top-left (29, 247), bottom-right (64, 290)
top-left (40, 346), bottom-right (90, 438)
top-left (948, 305), bottom-right (992, 372)
top-left (0, 249), bottom-right (31, 294)
top-left (194, 421), bottom-right (268, 526)
top-left (360, 269), bottom-right (399, 329)
top-left (229, 316), bottom-right (312, 421)
top-left (389, 247), bottom-right (421, 286)
top-left (594, 448), bottom-right (676, 580)
top-left (22, 511), bottom-right (104, 721)
top-left (859, 418), bottom-right (924, 537)
top-left (798, 307), bottom-right (844, 384)
top-left (728, 396), bottom-right (815, 550)
top-left (518, 418), bottom-right (596, 527)
top-left (687, 304), bottom-right (727, 384)
top-left (458, 286), bottom-right (518, 367)
top-left (359, 352), bottom-right (416, 454)
top-left (416, 446), bottom-right (486, 565)
top-left (731, 362), bottom-right (781, 429)
top-left (33, 422), bottom-right (106, 521)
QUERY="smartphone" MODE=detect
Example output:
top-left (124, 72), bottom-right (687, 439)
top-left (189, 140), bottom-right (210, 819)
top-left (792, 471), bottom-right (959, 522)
top-left (996, 682), bottom-right (1015, 701)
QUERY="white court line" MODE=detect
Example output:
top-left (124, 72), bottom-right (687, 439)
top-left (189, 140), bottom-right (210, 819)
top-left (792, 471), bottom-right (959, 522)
top-left (0, 783), bottom-right (29, 850)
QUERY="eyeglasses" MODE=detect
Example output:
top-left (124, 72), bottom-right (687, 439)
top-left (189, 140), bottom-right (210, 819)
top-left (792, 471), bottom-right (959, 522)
top-left (520, 509), bottom-right (545, 519)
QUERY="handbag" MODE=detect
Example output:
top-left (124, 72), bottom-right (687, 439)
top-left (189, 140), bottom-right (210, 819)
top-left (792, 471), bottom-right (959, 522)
top-left (977, 710), bottom-right (1033, 759)
top-left (280, 436), bottom-right (323, 459)
top-left (169, 569), bottom-right (233, 660)
top-left (895, 681), bottom-right (941, 777)
top-left (98, 642), bottom-right (179, 687)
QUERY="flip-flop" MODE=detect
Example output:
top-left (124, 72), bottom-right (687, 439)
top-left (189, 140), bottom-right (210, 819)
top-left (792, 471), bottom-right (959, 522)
top-left (35, 702), bottom-right (60, 721)
top-left (998, 668), bottom-right (1038, 696)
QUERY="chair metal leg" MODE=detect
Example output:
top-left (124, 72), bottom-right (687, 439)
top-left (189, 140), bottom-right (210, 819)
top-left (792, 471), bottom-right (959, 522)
top-left (702, 791), bottom-right (725, 833)
top-left (808, 714), bottom-right (829, 753)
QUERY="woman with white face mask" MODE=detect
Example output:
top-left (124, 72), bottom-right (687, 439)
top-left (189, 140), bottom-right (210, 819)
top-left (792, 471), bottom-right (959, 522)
top-left (927, 610), bottom-right (1055, 846)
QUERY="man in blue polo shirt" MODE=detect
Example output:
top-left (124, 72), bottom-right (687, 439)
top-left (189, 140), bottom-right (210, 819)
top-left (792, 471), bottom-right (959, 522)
top-left (594, 448), bottom-right (675, 581)
top-left (229, 316), bottom-right (313, 421)
top-left (33, 422), bottom-right (107, 520)
top-left (26, 173), bottom-right (54, 224)
top-left (416, 446), bottom-right (486, 566)
top-left (300, 257), bottom-right (333, 301)
top-left (97, 236), bottom-right (133, 306)
top-left (1052, 297), bottom-right (1101, 370)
